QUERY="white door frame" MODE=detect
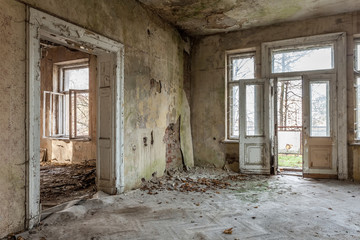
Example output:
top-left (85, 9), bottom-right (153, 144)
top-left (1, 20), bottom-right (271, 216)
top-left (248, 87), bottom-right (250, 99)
top-left (262, 32), bottom-right (347, 179)
top-left (26, 7), bottom-right (125, 228)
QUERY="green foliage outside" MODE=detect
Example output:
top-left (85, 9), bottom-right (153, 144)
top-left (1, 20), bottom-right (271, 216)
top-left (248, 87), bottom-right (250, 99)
top-left (278, 154), bottom-right (302, 168)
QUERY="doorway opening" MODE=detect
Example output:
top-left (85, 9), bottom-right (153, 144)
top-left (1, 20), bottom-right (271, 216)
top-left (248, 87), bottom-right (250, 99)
top-left (39, 41), bottom-right (97, 209)
top-left (277, 77), bottom-right (303, 175)
top-left (27, 8), bottom-right (124, 229)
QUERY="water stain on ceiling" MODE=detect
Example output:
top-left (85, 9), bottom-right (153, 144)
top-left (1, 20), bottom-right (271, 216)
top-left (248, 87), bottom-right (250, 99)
top-left (138, 0), bottom-right (360, 36)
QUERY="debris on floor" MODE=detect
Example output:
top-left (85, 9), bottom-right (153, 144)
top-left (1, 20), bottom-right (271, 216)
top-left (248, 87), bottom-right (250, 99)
top-left (223, 227), bottom-right (233, 234)
top-left (17, 168), bottom-right (360, 240)
top-left (40, 160), bottom-right (96, 209)
top-left (140, 167), bottom-right (247, 194)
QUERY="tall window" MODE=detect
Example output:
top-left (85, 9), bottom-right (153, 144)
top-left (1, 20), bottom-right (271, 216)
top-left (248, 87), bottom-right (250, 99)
top-left (355, 41), bottom-right (360, 140)
top-left (227, 53), bottom-right (255, 139)
top-left (43, 62), bottom-right (90, 139)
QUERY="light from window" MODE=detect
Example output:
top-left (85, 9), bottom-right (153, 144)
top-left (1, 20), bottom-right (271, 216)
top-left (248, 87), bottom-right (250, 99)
top-left (310, 82), bottom-right (330, 137)
top-left (227, 53), bottom-right (256, 139)
top-left (246, 84), bottom-right (264, 136)
top-left (356, 77), bottom-right (360, 139)
top-left (63, 67), bottom-right (89, 91)
top-left (43, 64), bottom-right (90, 139)
top-left (229, 85), bottom-right (239, 138)
top-left (74, 92), bottom-right (89, 136)
top-left (230, 55), bottom-right (255, 81)
top-left (356, 44), bottom-right (360, 71)
top-left (272, 45), bottom-right (334, 73)
top-left (355, 42), bottom-right (360, 140)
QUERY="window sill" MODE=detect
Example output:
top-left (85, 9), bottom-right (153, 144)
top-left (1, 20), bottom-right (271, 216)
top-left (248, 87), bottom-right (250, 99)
top-left (45, 137), bottom-right (92, 142)
top-left (221, 139), bottom-right (239, 144)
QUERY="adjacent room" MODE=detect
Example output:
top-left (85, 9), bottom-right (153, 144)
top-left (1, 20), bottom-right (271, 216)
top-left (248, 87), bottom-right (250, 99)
top-left (40, 42), bottom-right (97, 208)
top-left (1, 0), bottom-right (360, 239)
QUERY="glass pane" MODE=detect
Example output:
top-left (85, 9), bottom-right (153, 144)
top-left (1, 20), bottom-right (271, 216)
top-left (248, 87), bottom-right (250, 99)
top-left (70, 93), bottom-right (76, 137)
top-left (229, 85), bottom-right (239, 138)
top-left (356, 43), bottom-right (360, 71)
top-left (355, 77), bottom-right (360, 139)
top-left (272, 45), bottom-right (333, 73)
top-left (231, 55), bottom-right (255, 81)
top-left (310, 82), bottom-right (330, 137)
top-left (277, 79), bottom-right (302, 129)
top-left (246, 84), bottom-right (264, 136)
top-left (64, 67), bottom-right (89, 91)
top-left (63, 93), bottom-right (70, 136)
top-left (76, 92), bottom-right (90, 137)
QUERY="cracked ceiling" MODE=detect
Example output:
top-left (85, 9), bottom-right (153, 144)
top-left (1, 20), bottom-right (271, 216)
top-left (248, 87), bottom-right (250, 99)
top-left (138, 0), bottom-right (360, 36)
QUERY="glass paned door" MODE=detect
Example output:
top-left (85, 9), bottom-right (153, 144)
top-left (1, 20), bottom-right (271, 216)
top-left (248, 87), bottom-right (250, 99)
top-left (239, 79), bottom-right (271, 174)
top-left (302, 74), bottom-right (337, 177)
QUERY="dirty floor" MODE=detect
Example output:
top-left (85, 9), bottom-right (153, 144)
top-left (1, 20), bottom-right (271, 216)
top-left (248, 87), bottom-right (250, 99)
top-left (40, 162), bottom-right (96, 209)
top-left (19, 168), bottom-right (360, 240)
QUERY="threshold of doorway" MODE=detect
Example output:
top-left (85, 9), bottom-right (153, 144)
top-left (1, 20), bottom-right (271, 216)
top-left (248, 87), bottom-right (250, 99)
top-left (278, 167), bottom-right (303, 176)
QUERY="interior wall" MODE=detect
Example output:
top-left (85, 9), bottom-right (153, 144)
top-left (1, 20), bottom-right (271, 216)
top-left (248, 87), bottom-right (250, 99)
top-left (40, 46), bottom-right (97, 164)
top-left (0, 0), bottom-right (26, 236)
top-left (0, 0), bottom-right (194, 236)
top-left (191, 11), bottom-right (360, 178)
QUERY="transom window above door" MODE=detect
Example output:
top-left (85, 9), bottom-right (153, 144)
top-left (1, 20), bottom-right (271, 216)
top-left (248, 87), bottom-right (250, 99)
top-left (271, 44), bottom-right (334, 73)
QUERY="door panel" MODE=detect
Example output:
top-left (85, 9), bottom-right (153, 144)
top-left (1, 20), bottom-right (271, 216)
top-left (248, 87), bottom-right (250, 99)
top-left (302, 74), bottom-right (337, 177)
top-left (97, 53), bottom-right (117, 194)
top-left (239, 79), bottom-right (270, 174)
top-left (269, 78), bottom-right (278, 174)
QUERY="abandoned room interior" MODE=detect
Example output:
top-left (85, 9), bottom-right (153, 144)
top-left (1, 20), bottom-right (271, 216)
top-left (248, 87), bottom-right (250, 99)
top-left (1, 0), bottom-right (360, 239)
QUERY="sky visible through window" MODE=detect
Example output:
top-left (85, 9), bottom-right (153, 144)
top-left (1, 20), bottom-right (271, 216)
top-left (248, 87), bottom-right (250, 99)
top-left (64, 67), bottom-right (89, 91)
top-left (231, 56), bottom-right (255, 80)
top-left (272, 45), bottom-right (333, 73)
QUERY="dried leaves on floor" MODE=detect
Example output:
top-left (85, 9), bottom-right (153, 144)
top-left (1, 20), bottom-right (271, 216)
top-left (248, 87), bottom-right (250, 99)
top-left (223, 228), bottom-right (233, 234)
top-left (40, 161), bottom-right (97, 209)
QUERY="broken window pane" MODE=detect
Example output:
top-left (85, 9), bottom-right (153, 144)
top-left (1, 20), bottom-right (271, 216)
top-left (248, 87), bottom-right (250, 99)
top-left (64, 67), bottom-right (89, 91)
top-left (229, 85), bottom-right (239, 138)
top-left (272, 45), bottom-right (333, 73)
top-left (310, 82), bottom-right (330, 137)
top-left (231, 55), bottom-right (255, 80)
top-left (246, 84), bottom-right (264, 136)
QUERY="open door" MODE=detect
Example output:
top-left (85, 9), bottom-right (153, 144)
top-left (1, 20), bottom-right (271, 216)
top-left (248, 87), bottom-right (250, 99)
top-left (302, 74), bottom-right (337, 178)
top-left (270, 78), bottom-right (278, 174)
top-left (239, 79), bottom-right (271, 174)
top-left (97, 53), bottom-right (117, 194)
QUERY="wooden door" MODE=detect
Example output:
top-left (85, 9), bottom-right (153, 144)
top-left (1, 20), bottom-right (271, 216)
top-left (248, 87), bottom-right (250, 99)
top-left (97, 53), bottom-right (117, 193)
top-left (239, 79), bottom-right (271, 174)
top-left (302, 74), bottom-right (337, 178)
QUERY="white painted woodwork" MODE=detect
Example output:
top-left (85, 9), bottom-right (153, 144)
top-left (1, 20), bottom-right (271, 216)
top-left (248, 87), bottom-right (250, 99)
top-left (270, 78), bottom-right (278, 174)
top-left (302, 74), bottom-right (338, 176)
top-left (239, 79), bottom-right (271, 174)
top-left (97, 53), bottom-right (117, 194)
top-left (261, 32), bottom-right (347, 179)
top-left (27, 8), bottom-right (124, 229)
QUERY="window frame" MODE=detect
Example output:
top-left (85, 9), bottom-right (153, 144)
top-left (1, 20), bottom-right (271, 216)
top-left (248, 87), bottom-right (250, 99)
top-left (225, 50), bottom-right (256, 141)
top-left (43, 60), bottom-right (91, 140)
top-left (354, 40), bottom-right (360, 141)
top-left (270, 43), bottom-right (335, 74)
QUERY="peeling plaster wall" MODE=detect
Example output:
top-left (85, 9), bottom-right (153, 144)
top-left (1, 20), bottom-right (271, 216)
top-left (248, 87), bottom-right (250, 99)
top-left (0, 0), bottom-right (26, 236)
top-left (191, 11), bottom-right (360, 177)
top-left (0, 0), bottom-right (193, 236)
